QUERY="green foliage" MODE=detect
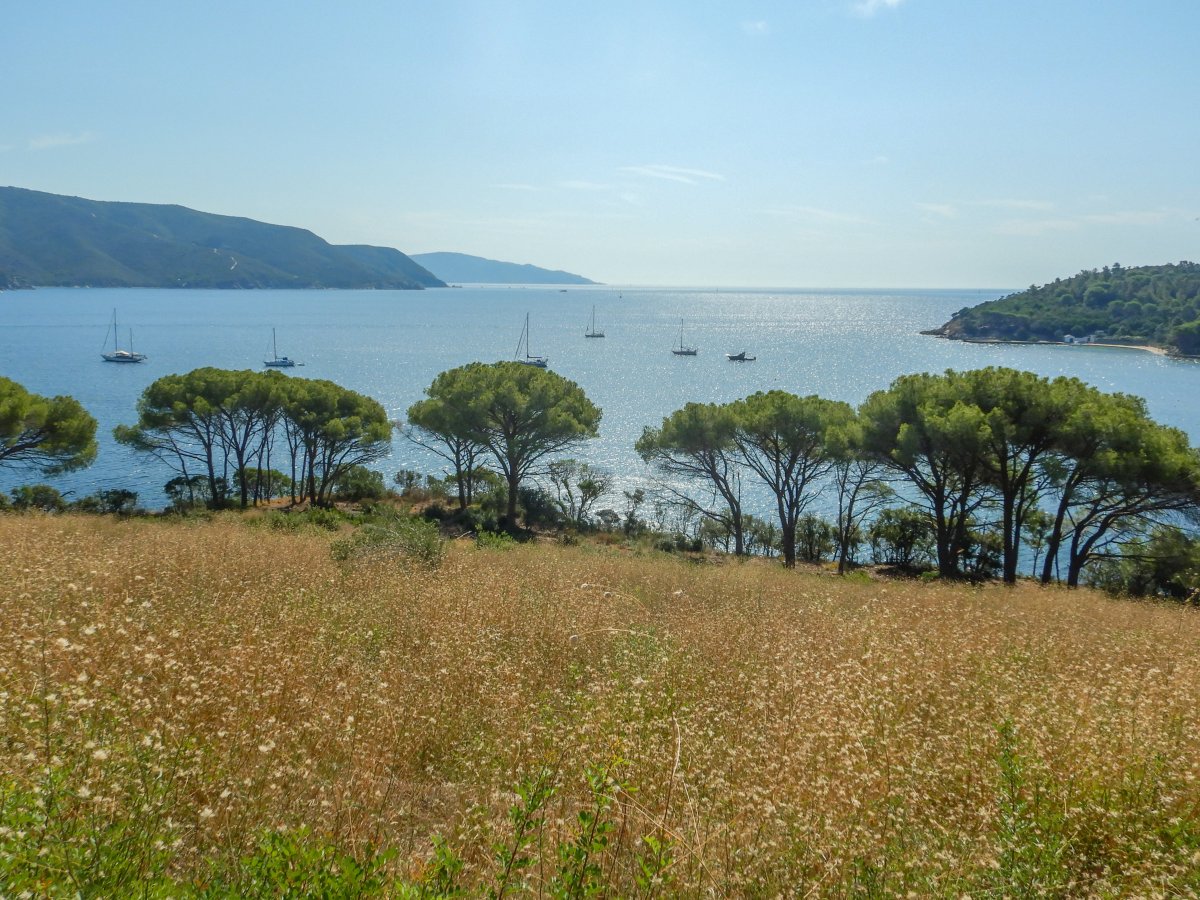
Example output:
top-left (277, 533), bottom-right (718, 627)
top-left (9, 482), bottom-right (68, 512)
top-left (0, 375), bottom-right (97, 474)
top-left (1086, 526), bottom-right (1200, 601)
top-left (936, 261), bottom-right (1200, 352)
top-left (549, 763), bottom-right (621, 898)
top-left (869, 506), bottom-right (936, 569)
top-left (119, 368), bottom-right (391, 509)
top-left (331, 509), bottom-right (445, 569)
top-left (165, 474), bottom-right (228, 511)
top-left (637, 403), bottom-right (745, 553)
top-left (206, 827), bottom-right (395, 898)
top-left (262, 506), bottom-right (346, 532)
top-left (476, 529), bottom-right (517, 550)
top-left (410, 362), bottom-right (601, 525)
top-left (416, 835), bottom-right (467, 897)
top-left (517, 485), bottom-right (563, 529)
top-left (332, 465), bottom-right (388, 502)
top-left (547, 458), bottom-right (612, 526)
top-left (795, 513), bottom-right (837, 563)
top-left (731, 390), bottom-right (854, 567)
top-left (0, 774), bottom-right (179, 897)
top-left (72, 487), bottom-right (139, 515)
top-left (490, 766), bottom-right (557, 899)
top-left (984, 721), bottom-right (1070, 896)
top-left (1170, 319), bottom-right (1200, 355)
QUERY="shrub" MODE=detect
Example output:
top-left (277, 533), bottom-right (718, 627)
top-left (331, 511), bottom-right (445, 568)
top-left (332, 465), bottom-right (388, 502)
top-left (795, 514), bottom-right (837, 564)
top-left (72, 488), bottom-right (139, 515)
top-left (10, 483), bottom-right (67, 512)
top-left (869, 506), bottom-right (935, 569)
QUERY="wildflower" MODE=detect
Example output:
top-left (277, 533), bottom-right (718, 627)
top-left (91, 748), bottom-right (109, 761)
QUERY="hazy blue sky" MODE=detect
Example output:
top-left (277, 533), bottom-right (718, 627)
top-left (5, 1), bottom-right (1198, 287)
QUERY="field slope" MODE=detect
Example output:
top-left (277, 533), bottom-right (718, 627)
top-left (2, 515), bottom-right (1199, 895)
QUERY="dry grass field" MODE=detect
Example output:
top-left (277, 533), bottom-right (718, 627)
top-left (2, 513), bottom-right (1200, 896)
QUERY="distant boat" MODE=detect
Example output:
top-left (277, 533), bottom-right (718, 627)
top-left (726, 350), bottom-right (756, 362)
top-left (263, 328), bottom-right (297, 368)
top-left (585, 305), bottom-right (605, 338)
top-left (515, 313), bottom-right (548, 367)
top-left (101, 309), bottom-right (147, 363)
top-left (672, 319), bottom-right (697, 356)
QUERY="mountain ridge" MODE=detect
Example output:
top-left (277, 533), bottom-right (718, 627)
top-left (0, 187), bottom-right (444, 290)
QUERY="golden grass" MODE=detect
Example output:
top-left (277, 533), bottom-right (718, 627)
top-left (3, 514), bottom-right (1200, 895)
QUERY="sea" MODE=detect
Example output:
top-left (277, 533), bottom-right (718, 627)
top-left (2, 285), bottom-right (1198, 511)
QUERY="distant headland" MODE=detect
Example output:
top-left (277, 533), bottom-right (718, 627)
top-left (925, 261), bottom-right (1200, 357)
top-left (410, 251), bottom-right (597, 285)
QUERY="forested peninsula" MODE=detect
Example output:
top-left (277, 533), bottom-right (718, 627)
top-left (928, 261), bottom-right (1200, 355)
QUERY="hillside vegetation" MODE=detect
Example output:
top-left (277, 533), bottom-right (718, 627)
top-left (3, 514), bottom-right (1200, 896)
top-left (931, 261), bottom-right (1200, 353)
top-left (0, 186), bottom-right (444, 289)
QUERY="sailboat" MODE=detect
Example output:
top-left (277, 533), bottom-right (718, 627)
top-left (584, 305), bottom-right (605, 338)
top-left (263, 328), bottom-right (297, 367)
top-left (101, 309), bottom-right (147, 363)
top-left (514, 313), bottom-right (548, 367)
top-left (671, 319), bottom-right (697, 356)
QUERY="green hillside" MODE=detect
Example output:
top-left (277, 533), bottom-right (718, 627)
top-left (0, 187), bottom-right (444, 289)
top-left (930, 261), bottom-right (1200, 354)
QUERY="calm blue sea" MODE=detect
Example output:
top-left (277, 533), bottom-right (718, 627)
top-left (2, 285), bottom-right (1198, 509)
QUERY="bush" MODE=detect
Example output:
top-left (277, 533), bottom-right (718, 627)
top-left (796, 514), bottom-right (837, 563)
top-left (165, 474), bottom-right (227, 511)
top-left (870, 507), bottom-right (935, 569)
top-left (332, 465), bottom-right (388, 502)
top-left (517, 486), bottom-right (562, 529)
top-left (331, 510), bottom-right (445, 569)
top-left (263, 507), bottom-right (346, 533)
top-left (1086, 526), bottom-right (1200, 601)
top-left (10, 484), bottom-right (67, 512)
top-left (72, 488), bottom-right (139, 515)
top-left (476, 530), bottom-right (516, 550)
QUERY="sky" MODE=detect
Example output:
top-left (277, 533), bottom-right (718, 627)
top-left (4, 0), bottom-right (1199, 288)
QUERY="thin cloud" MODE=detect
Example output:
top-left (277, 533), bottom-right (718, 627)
top-left (993, 218), bottom-right (1079, 237)
top-left (853, 0), bottom-right (905, 17)
top-left (1082, 210), bottom-right (1169, 226)
top-left (558, 180), bottom-right (612, 192)
top-left (620, 164), bottom-right (725, 185)
top-left (916, 202), bottom-right (957, 219)
top-left (28, 131), bottom-right (98, 150)
top-left (763, 205), bottom-right (873, 225)
top-left (741, 20), bottom-right (769, 35)
top-left (981, 198), bottom-right (1054, 212)
top-left (994, 208), bottom-right (1171, 236)
top-left (493, 182), bottom-right (539, 192)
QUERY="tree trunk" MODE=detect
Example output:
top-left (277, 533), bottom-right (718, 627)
top-left (781, 520), bottom-right (796, 568)
top-left (1001, 502), bottom-right (1019, 584)
top-left (505, 471), bottom-right (520, 525)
